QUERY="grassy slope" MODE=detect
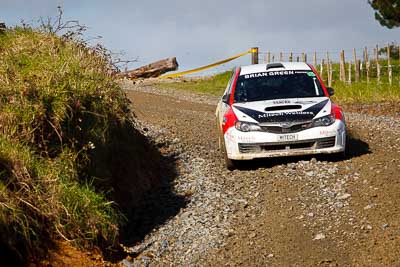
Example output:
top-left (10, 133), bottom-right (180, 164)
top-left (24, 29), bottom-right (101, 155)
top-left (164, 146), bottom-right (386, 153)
top-left (0, 27), bottom-right (160, 264)
top-left (156, 65), bottom-right (400, 103)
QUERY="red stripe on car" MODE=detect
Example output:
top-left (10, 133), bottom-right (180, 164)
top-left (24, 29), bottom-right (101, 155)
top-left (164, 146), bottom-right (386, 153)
top-left (331, 103), bottom-right (344, 120)
top-left (229, 67), bottom-right (241, 105)
top-left (222, 107), bottom-right (238, 134)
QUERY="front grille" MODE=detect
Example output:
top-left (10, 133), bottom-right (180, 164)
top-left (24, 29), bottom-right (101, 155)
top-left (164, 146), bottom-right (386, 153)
top-left (260, 122), bottom-right (312, 134)
top-left (316, 136), bottom-right (336, 148)
top-left (238, 137), bottom-right (336, 154)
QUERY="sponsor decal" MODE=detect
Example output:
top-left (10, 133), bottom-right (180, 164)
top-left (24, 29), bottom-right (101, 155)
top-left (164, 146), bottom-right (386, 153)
top-left (307, 72), bottom-right (316, 77)
top-left (272, 100), bottom-right (291, 105)
top-left (237, 136), bottom-right (256, 142)
top-left (233, 99), bottom-right (329, 123)
top-left (225, 132), bottom-right (235, 141)
top-left (258, 111), bottom-right (314, 119)
top-left (244, 70), bottom-right (295, 79)
top-left (320, 129), bottom-right (337, 136)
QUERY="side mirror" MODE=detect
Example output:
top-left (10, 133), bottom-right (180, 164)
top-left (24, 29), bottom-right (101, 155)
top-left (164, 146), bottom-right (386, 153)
top-left (222, 94), bottom-right (230, 103)
top-left (327, 87), bottom-right (335, 96)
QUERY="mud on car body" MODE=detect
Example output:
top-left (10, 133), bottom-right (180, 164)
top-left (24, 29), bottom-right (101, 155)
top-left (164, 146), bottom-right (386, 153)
top-left (216, 62), bottom-right (346, 170)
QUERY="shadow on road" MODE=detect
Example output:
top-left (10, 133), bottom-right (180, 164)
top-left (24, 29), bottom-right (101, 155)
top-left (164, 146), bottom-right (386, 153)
top-left (236, 130), bottom-right (370, 170)
top-left (119, 148), bottom-right (188, 246)
top-left (88, 122), bottom-right (187, 260)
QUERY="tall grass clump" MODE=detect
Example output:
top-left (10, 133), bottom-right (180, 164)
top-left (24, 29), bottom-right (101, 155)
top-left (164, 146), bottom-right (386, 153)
top-left (0, 23), bottom-right (160, 264)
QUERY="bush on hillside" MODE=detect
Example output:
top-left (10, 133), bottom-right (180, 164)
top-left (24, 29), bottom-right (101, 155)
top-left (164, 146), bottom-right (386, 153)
top-left (0, 24), bottom-right (164, 263)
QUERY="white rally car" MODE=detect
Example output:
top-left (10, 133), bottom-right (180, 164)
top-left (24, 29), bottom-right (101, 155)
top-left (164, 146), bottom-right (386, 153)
top-left (216, 62), bottom-right (346, 170)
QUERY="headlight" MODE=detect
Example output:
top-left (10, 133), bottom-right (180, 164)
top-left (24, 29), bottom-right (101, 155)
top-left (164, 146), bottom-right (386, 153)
top-left (312, 114), bottom-right (335, 127)
top-left (235, 121), bottom-right (261, 132)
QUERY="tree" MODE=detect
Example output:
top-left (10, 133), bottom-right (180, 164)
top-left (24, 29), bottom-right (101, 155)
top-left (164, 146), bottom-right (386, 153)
top-left (368, 0), bottom-right (400, 28)
top-left (378, 43), bottom-right (400, 60)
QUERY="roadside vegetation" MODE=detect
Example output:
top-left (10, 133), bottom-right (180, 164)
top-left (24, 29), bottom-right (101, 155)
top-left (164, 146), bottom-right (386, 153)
top-left (156, 62), bottom-right (400, 103)
top-left (157, 71), bottom-right (232, 95)
top-left (0, 22), bottom-right (165, 265)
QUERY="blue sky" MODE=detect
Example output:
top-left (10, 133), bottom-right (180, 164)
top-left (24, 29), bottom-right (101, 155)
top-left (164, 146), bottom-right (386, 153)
top-left (1, 0), bottom-right (399, 74)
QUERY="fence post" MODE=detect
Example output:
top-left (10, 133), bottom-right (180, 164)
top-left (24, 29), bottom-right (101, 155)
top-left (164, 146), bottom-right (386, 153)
top-left (353, 48), bottom-right (360, 82)
top-left (320, 59), bottom-right (324, 80)
top-left (339, 50), bottom-right (346, 82)
top-left (326, 52), bottom-right (332, 86)
top-left (263, 54), bottom-right (268, 64)
top-left (313, 52), bottom-right (317, 67)
top-left (251, 47), bottom-right (259, 64)
top-left (387, 44), bottom-right (392, 85)
top-left (365, 48), bottom-right (370, 83)
top-left (348, 61), bottom-right (352, 84)
top-left (375, 45), bottom-right (381, 83)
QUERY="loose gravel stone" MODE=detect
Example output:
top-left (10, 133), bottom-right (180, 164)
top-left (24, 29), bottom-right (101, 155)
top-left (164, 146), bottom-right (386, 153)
top-left (121, 83), bottom-right (400, 267)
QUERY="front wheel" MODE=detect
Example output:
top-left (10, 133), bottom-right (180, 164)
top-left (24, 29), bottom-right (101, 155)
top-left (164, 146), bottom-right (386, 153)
top-left (220, 135), bottom-right (238, 170)
top-left (224, 153), bottom-right (238, 171)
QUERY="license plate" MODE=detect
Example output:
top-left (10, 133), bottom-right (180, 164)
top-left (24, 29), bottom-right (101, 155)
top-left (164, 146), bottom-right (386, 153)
top-left (277, 134), bottom-right (298, 142)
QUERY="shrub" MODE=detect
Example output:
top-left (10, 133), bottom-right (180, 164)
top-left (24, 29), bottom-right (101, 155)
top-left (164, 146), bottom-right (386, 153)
top-left (0, 25), bottom-right (142, 263)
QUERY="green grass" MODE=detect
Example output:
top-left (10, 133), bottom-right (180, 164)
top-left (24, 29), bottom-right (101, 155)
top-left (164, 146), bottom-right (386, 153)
top-left (0, 26), bottom-right (137, 263)
top-left (332, 81), bottom-right (400, 103)
top-left (157, 71), bottom-right (232, 95)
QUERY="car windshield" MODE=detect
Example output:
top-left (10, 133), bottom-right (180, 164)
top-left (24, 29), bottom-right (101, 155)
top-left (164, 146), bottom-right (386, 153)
top-left (234, 71), bottom-right (325, 102)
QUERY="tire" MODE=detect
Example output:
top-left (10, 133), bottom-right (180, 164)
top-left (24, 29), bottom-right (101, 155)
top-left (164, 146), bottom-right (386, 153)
top-left (224, 152), bottom-right (237, 171)
top-left (220, 133), bottom-right (238, 170)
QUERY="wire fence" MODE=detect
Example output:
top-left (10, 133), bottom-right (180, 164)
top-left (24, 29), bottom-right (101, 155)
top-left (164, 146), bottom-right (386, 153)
top-left (255, 43), bottom-right (400, 86)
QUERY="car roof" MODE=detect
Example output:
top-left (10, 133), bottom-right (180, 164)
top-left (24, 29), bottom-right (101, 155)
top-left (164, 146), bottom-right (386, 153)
top-left (239, 62), bottom-right (312, 75)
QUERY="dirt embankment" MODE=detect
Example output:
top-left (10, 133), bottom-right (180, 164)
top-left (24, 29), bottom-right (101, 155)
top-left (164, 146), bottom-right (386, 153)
top-left (115, 80), bottom-right (400, 267)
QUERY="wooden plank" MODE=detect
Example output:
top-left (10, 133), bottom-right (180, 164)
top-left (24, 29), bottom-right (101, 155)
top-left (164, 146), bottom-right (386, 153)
top-left (116, 57), bottom-right (178, 79)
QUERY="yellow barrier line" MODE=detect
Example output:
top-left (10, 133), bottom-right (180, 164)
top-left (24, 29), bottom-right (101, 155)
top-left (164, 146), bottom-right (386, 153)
top-left (159, 49), bottom-right (255, 78)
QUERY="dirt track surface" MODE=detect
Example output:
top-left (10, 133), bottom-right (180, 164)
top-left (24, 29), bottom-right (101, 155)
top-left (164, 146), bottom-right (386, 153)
top-left (122, 81), bottom-right (400, 267)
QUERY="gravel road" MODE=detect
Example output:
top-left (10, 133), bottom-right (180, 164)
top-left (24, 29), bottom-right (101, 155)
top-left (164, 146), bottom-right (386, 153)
top-left (120, 80), bottom-right (400, 267)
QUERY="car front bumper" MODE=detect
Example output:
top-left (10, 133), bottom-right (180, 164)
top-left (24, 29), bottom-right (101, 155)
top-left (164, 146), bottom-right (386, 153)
top-left (224, 120), bottom-right (346, 160)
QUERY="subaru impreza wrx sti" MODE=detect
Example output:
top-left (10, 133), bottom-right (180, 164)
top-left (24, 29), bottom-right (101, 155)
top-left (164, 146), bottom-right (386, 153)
top-left (216, 62), bottom-right (346, 170)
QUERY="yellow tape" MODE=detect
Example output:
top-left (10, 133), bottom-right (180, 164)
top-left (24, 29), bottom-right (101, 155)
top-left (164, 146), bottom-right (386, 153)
top-left (159, 49), bottom-right (253, 78)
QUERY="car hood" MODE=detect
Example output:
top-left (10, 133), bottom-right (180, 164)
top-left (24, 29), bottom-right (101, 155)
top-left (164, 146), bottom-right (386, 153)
top-left (232, 97), bottom-right (331, 123)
